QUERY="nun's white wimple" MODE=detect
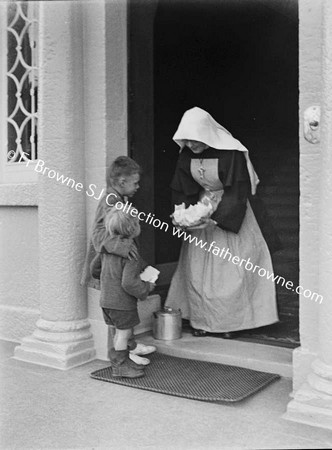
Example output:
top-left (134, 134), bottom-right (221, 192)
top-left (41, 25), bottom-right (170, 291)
top-left (173, 107), bottom-right (259, 195)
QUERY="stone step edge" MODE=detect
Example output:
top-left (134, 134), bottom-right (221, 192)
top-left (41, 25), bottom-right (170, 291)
top-left (137, 331), bottom-right (293, 378)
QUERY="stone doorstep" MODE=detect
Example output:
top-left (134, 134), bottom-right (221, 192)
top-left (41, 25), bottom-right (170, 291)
top-left (134, 294), bottom-right (293, 378)
top-left (136, 331), bottom-right (293, 378)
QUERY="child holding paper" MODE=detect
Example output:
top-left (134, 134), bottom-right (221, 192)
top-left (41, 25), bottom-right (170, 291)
top-left (81, 156), bottom-right (157, 365)
top-left (100, 208), bottom-right (157, 378)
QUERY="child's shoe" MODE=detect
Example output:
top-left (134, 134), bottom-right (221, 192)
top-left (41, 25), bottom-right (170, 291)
top-left (130, 343), bottom-right (156, 356)
top-left (129, 353), bottom-right (150, 366)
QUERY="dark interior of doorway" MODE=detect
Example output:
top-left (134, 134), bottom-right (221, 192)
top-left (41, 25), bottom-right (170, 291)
top-left (129, 0), bottom-right (300, 348)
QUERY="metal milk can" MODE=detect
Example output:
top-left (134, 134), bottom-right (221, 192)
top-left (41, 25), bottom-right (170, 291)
top-left (152, 307), bottom-right (182, 341)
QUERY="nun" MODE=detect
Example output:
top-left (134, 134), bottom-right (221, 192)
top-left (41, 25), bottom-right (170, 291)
top-left (165, 107), bottom-right (279, 337)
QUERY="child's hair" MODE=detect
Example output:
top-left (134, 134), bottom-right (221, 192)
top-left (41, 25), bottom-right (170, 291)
top-left (106, 156), bottom-right (141, 188)
top-left (105, 207), bottom-right (140, 239)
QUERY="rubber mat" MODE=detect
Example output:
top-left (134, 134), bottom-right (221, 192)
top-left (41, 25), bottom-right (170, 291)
top-left (90, 353), bottom-right (280, 403)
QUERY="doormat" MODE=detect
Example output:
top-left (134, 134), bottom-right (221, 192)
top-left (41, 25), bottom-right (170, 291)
top-left (90, 353), bottom-right (280, 403)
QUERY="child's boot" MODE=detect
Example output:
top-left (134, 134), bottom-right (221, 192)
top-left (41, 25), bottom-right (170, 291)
top-left (109, 348), bottom-right (145, 370)
top-left (109, 348), bottom-right (145, 378)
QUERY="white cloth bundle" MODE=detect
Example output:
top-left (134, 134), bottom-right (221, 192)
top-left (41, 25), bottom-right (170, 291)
top-left (173, 201), bottom-right (213, 227)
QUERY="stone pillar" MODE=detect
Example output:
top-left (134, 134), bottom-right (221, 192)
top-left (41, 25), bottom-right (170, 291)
top-left (284, 0), bottom-right (332, 429)
top-left (14, 1), bottom-right (95, 369)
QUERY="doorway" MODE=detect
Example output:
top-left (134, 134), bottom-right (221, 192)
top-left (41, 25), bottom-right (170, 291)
top-left (129, 0), bottom-right (299, 348)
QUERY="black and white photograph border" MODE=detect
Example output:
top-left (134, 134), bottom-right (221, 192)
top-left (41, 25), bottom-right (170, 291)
top-left (1, 0), bottom-right (332, 448)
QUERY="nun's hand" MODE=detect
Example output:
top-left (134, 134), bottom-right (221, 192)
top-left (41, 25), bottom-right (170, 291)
top-left (170, 214), bottom-right (185, 230)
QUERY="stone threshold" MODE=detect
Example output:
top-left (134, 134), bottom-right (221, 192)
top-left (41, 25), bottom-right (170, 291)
top-left (137, 331), bottom-right (293, 378)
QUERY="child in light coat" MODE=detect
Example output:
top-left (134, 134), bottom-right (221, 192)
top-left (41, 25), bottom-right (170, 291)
top-left (101, 208), bottom-right (155, 378)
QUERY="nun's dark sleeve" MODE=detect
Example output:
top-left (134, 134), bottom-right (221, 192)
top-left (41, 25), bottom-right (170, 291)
top-left (211, 151), bottom-right (250, 233)
top-left (170, 148), bottom-right (200, 207)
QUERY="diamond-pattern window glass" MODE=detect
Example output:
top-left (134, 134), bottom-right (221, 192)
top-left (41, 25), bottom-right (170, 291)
top-left (7, 0), bottom-right (38, 164)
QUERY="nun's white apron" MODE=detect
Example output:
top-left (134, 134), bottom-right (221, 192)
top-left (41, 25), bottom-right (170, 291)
top-left (165, 159), bottom-right (278, 332)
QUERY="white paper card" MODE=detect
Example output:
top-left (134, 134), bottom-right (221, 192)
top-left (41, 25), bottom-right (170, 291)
top-left (140, 265), bottom-right (160, 283)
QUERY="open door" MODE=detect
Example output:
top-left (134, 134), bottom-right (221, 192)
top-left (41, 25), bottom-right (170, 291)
top-left (128, 0), bottom-right (299, 347)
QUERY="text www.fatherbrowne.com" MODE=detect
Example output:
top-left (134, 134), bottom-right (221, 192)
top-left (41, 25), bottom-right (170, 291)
top-left (172, 227), bottom-right (323, 304)
top-left (20, 153), bottom-right (322, 304)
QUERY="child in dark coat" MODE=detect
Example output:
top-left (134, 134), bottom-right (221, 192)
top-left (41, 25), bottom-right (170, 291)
top-left (81, 156), bottom-right (156, 365)
top-left (101, 208), bottom-right (155, 378)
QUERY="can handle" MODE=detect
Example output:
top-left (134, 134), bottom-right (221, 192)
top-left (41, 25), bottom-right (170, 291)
top-left (163, 307), bottom-right (181, 314)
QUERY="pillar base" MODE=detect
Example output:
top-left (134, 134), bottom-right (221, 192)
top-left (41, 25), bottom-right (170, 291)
top-left (284, 358), bottom-right (332, 431)
top-left (292, 346), bottom-right (317, 392)
top-left (14, 318), bottom-right (96, 370)
top-left (283, 382), bottom-right (332, 430)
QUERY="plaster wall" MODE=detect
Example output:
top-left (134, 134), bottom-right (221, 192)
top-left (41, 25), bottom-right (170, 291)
top-left (83, 0), bottom-right (108, 237)
top-left (294, 0), bottom-right (324, 390)
top-left (82, 0), bottom-right (128, 247)
top-left (0, 206), bottom-right (39, 342)
top-left (82, 0), bottom-right (108, 356)
top-left (83, 0), bottom-right (130, 359)
top-left (105, 0), bottom-right (128, 168)
top-left (318, 0), bottom-right (332, 367)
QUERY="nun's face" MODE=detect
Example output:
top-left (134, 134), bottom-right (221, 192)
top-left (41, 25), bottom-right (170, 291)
top-left (184, 140), bottom-right (208, 154)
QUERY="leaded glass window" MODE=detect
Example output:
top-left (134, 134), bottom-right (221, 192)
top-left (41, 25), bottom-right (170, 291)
top-left (6, 0), bottom-right (38, 164)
